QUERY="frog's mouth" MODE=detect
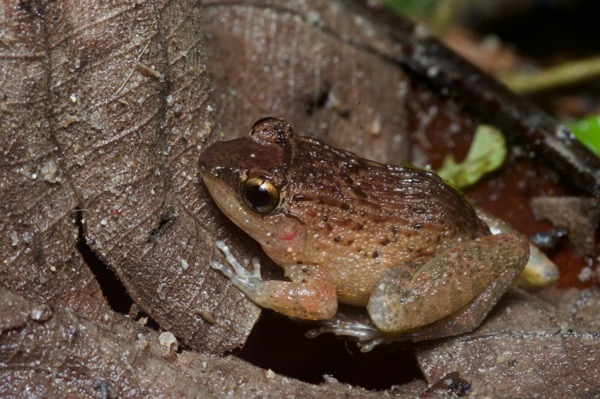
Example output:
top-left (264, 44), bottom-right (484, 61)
top-left (201, 173), bottom-right (268, 239)
top-left (202, 173), bottom-right (244, 220)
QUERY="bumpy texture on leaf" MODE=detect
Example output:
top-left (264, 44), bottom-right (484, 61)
top-left (201, 0), bottom-right (479, 165)
top-left (417, 288), bottom-right (600, 398)
top-left (0, 0), bottom-right (260, 354)
top-left (0, 288), bottom-right (428, 398)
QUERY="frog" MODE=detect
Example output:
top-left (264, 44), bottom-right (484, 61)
top-left (198, 117), bottom-right (530, 345)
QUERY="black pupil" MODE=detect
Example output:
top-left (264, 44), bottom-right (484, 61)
top-left (246, 183), bottom-right (272, 209)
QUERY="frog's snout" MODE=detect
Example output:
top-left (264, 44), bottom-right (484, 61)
top-left (198, 140), bottom-right (228, 178)
top-left (198, 165), bottom-right (219, 180)
top-left (197, 157), bottom-right (213, 178)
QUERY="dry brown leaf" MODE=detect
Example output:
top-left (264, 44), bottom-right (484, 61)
top-left (0, 0), bottom-right (260, 354)
top-left (201, 0), bottom-right (479, 166)
top-left (417, 288), bottom-right (600, 398)
top-left (0, 288), bottom-right (218, 397)
top-left (0, 288), bottom-right (428, 397)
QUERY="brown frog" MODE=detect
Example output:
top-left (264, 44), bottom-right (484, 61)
top-left (199, 118), bottom-right (529, 343)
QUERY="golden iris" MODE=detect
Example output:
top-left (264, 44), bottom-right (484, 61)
top-left (241, 177), bottom-right (280, 214)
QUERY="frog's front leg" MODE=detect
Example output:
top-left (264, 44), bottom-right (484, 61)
top-left (367, 232), bottom-right (529, 333)
top-left (211, 241), bottom-right (337, 320)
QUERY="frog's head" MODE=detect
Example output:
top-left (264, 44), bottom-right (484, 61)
top-left (199, 118), bottom-right (305, 262)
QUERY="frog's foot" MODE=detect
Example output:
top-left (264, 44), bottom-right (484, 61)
top-left (210, 240), bottom-right (262, 294)
top-left (211, 242), bottom-right (338, 320)
top-left (305, 320), bottom-right (390, 352)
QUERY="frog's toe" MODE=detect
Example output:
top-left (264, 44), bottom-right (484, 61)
top-left (305, 320), bottom-right (386, 352)
top-left (211, 241), bottom-right (265, 299)
top-left (213, 240), bottom-right (261, 280)
top-left (250, 257), bottom-right (262, 278)
top-left (209, 260), bottom-right (235, 278)
top-left (211, 259), bottom-right (263, 296)
top-left (306, 321), bottom-right (377, 340)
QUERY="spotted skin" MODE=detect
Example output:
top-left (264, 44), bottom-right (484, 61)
top-left (199, 118), bottom-right (529, 337)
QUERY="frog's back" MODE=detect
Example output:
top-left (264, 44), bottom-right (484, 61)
top-left (286, 134), bottom-right (488, 241)
top-left (284, 135), bottom-right (490, 305)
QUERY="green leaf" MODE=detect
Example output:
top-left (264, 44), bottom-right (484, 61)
top-left (378, 0), bottom-right (438, 17)
top-left (567, 114), bottom-right (600, 158)
top-left (437, 125), bottom-right (507, 189)
top-left (377, 0), bottom-right (470, 32)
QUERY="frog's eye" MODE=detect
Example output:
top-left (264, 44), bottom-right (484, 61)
top-left (241, 177), bottom-right (280, 214)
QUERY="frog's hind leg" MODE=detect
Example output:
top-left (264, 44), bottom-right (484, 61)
top-left (367, 233), bottom-right (529, 334)
top-left (403, 270), bottom-right (517, 341)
